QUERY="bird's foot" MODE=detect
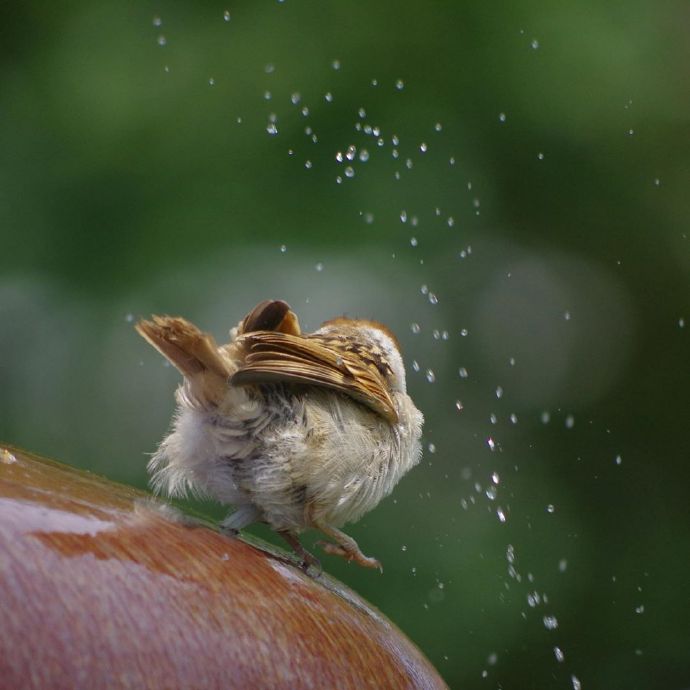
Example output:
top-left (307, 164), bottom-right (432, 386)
top-left (278, 530), bottom-right (323, 577)
top-left (316, 540), bottom-right (382, 572)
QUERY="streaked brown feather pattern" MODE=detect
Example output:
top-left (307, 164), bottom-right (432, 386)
top-left (231, 331), bottom-right (399, 423)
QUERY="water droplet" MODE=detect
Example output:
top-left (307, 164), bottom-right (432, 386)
top-left (420, 142), bottom-right (428, 153)
top-left (635, 604), bottom-right (645, 614)
top-left (410, 322), bottom-right (421, 334)
top-left (546, 504), bottom-right (555, 514)
top-left (405, 158), bottom-right (414, 169)
top-left (527, 591), bottom-right (541, 607)
top-left (615, 454), bottom-right (622, 465)
top-left (447, 216), bottom-right (455, 227)
top-left (564, 310), bottom-right (571, 320)
top-left (449, 156), bottom-right (456, 166)
top-left (541, 410), bottom-right (551, 424)
top-left (208, 77), bottom-right (216, 86)
top-left (263, 90), bottom-right (272, 100)
top-left (223, 10), bottom-right (231, 21)
top-left (428, 293), bottom-right (438, 305)
top-left (264, 63), bottom-right (275, 74)
top-left (458, 367), bottom-right (468, 379)
top-left (495, 386), bottom-right (504, 399)
top-left (434, 122), bottom-right (443, 132)
top-left (531, 38), bottom-right (540, 49)
top-left (331, 59), bottom-right (341, 70)
top-left (290, 92), bottom-right (301, 105)
top-left (358, 149), bottom-right (369, 162)
top-left (509, 413), bottom-right (518, 424)
top-left (679, 317), bottom-right (685, 328)
top-left (280, 244), bottom-right (287, 253)
top-left (410, 237), bottom-right (418, 247)
top-left (425, 369), bottom-right (436, 383)
top-left (571, 675), bottom-right (581, 690)
top-left (489, 413), bottom-right (497, 425)
top-left (401, 544), bottom-right (407, 552)
top-left (266, 123), bottom-right (278, 135)
top-left (460, 328), bottom-right (468, 336)
top-left (653, 177), bottom-right (661, 187)
top-left (301, 106), bottom-right (310, 117)
top-left (498, 112), bottom-right (507, 123)
top-left (152, 15), bottom-right (163, 27)
top-left (157, 35), bottom-right (167, 46)
top-left (315, 262), bottom-right (324, 272)
top-left (509, 357), bottom-right (516, 366)
top-left (125, 313), bottom-right (134, 323)
top-left (427, 442), bottom-right (436, 454)
top-left (565, 414), bottom-right (575, 429)
top-left (455, 400), bottom-right (464, 411)
top-left (487, 437), bottom-right (496, 451)
top-left (537, 152), bottom-right (544, 160)
top-left (491, 472), bottom-right (499, 485)
top-left (559, 558), bottom-right (568, 572)
top-left (412, 360), bottom-right (420, 372)
top-left (487, 652), bottom-right (498, 666)
top-left (497, 506), bottom-right (507, 522)
top-left (554, 647), bottom-right (565, 662)
top-left (1, 448), bottom-right (17, 465)
top-left (395, 78), bottom-right (405, 90)
top-left (363, 212), bottom-right (374, 224)
top-left (485, 486), bottom-right (497, 500)
top-left (543, 615), bottom-right (559, 630)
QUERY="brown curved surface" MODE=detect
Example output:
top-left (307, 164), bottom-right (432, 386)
top-left (0, 446), bottom-right (446, 690)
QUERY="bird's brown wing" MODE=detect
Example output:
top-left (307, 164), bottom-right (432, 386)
top-left (231, 331), bottom-right (398, 423)
top-left (239, 300), bottom-right (301, 336)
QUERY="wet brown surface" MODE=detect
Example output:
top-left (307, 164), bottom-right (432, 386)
top-left (0, 446), bottom-right (446, 690)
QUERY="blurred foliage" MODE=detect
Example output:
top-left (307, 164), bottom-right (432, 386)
top-left (1, 1), bottom-right (688, 688)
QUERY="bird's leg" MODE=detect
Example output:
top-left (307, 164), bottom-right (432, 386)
top-left (278, 530), bottom-right (322, 574)
top-left (314, 522), bottom-right (382, 571)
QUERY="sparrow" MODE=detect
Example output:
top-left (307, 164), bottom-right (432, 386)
top-left (136, 299), bottom-right (423, 571)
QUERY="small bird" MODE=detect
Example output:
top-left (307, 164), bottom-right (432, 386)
top-left (136, 300), bottom-right (423, 571)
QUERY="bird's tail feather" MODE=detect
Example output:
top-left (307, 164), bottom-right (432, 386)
top-left (136, 316), bottom-right (230, 405)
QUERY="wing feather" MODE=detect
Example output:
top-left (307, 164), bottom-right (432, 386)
top-left (231, 331), bottom-right (398, 423)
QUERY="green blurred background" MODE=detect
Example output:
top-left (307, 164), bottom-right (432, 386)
top-left (1, 1), bottom-right (689, 688)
